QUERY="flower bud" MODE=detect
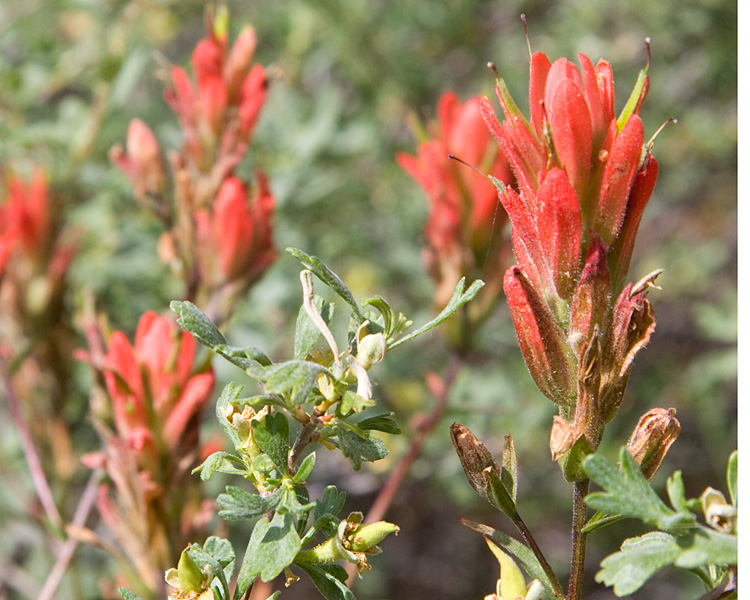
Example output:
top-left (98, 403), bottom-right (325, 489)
top-left (356, 328), bottom-right (386, 370)
top-left (625, 407), bottom-right (680, 480)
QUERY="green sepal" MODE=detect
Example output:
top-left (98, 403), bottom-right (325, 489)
top-left (616, 65), bottom-right (649, 133)
top-left (286, 248), bottom-right (365, 325)
top-left (557, 434), bottom-right (593, 482)
top-left (388, 278), bottom-right (484, 350)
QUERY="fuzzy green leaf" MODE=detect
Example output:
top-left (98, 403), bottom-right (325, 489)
top-left (287, 248), bottom-right (365, 324)
top-left (484, 468), bottom-right (516, 517)
top-left (462, 520), bottom-right (564, 600)
top-left (315, 486), bottom-right (347, 522)
top-left (583, 449), bottom-right (695, 532)
top-left (238, 511), bottom-right (302, 586)
top-left (214, 344), bottom-right (272, 370)
top-left (193, 451), bottom-right (248, 481)
top-left (356, 413), bottom-right (401, 435)
top-left (388, 278), bottom-right (484, 349)
top-left (339, 390), bottom-right (375, 415)
top-left (331, 420), bottom-right (388, 470)
top-left (293, 452), bottom-right (317, 483)
top-left (217, 486), bottom-right (281, 521)
top-left (672, 527), bottom-right (737, 568)
top-left (595, 532), bottom-right (679, 596)
top-left (297, 563), bottom-right (354, 600)
top-left (295, 294), bottom-right (334, 359)
top-left (260, 361), bottom-right (334, 406)
top-left (118, 589), bottom-right (143, 600)
top-left (252, 412), bottom-right (290, 474)
top-left (171, 300), bottom-right (227, 348)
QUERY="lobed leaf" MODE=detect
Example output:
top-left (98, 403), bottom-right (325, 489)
top-left (331, 420), bottom-right (388, 470)
top-left (217, 486), bottom-right (281, 521)
top-left (194, 451), bottom-right (249, 481)
top-left (260, 360), bottom-right (334, 406)
top-left (388, 278), bottom-right (484, 349)
top-left (252, 412), bottom-right (291, 474)
top-left (171, 300), bottom-right (228, 348)
top-left (237, 512), bottom-right (302, 587)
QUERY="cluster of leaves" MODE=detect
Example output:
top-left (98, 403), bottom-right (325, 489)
top-left (121, 248), bottom-right (482, 600)
top-left (582, 449), bottom-right (737, 597)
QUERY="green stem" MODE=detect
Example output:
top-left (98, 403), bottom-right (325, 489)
top-left (566, 478), bottom-right (590, 600)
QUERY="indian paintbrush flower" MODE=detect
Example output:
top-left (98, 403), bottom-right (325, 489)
top-left (398, 92), bottom-right (514, 347)
top-left (482, 46), bottom-right (663, 458)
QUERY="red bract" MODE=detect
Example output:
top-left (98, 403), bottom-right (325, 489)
top-left (398, 92), bottom-right (513, 327)
top-left (484, 48), bottom-right (662, 453)
top-left (165, 24), bottom-right (267, 168)
top-left (103, 311), bottom-right (215, 452)
top-left (194, 173), bottom-right (276, 286)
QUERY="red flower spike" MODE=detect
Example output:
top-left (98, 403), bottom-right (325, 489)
top-left (546, 73), bottom-right (593, 199)
top-left (497, 187), bottom-right (544, 291)
top-left (570, 236), bottom-right (610, 344)
top-left (504, 265), bottom-right (576, 407)
top-left (596, 115), bottom-right (645, 245)
top-left (536, 168), bottom-right (582, 299)
top-left (192, 38), bottom-right (224, 94)
top-left (165, 66), bottom-right (197, 129)
top-left (609, 155), bottom-right (659, 290)
top-left (163, 372), bottom-right (216, 447)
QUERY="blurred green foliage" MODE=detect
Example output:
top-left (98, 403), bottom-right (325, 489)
top-left (0, 0), bottom-right (735, 598)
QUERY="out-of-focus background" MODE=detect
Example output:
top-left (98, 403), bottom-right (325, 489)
top-left (0, 0), bottom-right (736, 598)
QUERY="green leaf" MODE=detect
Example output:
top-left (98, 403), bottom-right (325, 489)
top-left (296, 563), bottom-right (355, 600)
top-left (171, 300), bottom-right (228, 348)
top-left (355, 413), bottom-right (401, 435)
top-left (362, 295), bottom-right (412, 341)
top-left (388, 278), bottom-right (484, 350)
top-left (666, 471), bottom-right (690, 513)
top-left (595, 532), bottom-right (679, 596)
top-left (295, 295), bottom-right (334, 359)
top-left (315, 485), bottom-right (347, 522)
top-left (616, 64), bottom-right (650, 134)
top-left (673, 527), bottom-right (737, 568)
top-left (194, 451), bottom-right (248, 481)
top-left (186, 537), bottom-right (235, 600)
top-left (727, 450), bottom-right (737, 507)
top-left (252, 412), bottom-right (291, 474)
top-left (293, 452), bottom-right (317, 483)
top-left (237, 511), bottom-right (302, 585)
top-left (462, 520), bottom-right (564, 600)
top-left (261, 361), bottom-right (335, 406)
top-left (339, 390), bottom-right (375, 415)
top-left (217, 486), bottom-right (281, 521)
top-left (215, 344), bottom-right (272, 370)
top-left (118, 589), bottom-right (143, 600)
top-left (287, 248), bottom-right (365, 324)
top-left (582, 512), bottom-right (625, 534)
top-left (331, 420), bottom-right (388, 470)
top-left (583, 448), bottom-right (695, 532)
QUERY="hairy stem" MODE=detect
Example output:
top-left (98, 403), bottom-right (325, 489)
top-left (566, 478), bottom-right (590, 600)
